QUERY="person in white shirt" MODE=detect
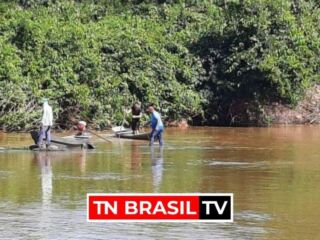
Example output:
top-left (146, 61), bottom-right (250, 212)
top-left (37, 98), bottom-right (53, 148)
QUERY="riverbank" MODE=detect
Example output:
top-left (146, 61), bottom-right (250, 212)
top-left (224, 85), bottom-right (320, 126)
top-left (262, 85), bottom-right (320, 125)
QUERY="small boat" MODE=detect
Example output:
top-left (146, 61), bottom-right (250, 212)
top-left (30, 131), bottom-right (95, 149)
top-left (29, 144), bottom-right (66, 151)
top-left (50, 136), bottom-right (95, 149)
top-left (0, 145), bottom-right (66, 152)
top-left (63, 134), bottom-right (91, 140)
top-left (74, 134), bottom-right (91, 139)
top-left (112, 126), bottom-right (157, 141)
top-left (115, 131), bottom-right (151, 141)
top-left (112, 126), bottom-right (130, 133)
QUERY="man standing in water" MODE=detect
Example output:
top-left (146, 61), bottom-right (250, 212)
top-left (147, 103), bottom-right (164, 146)
top-left (38, 98), bottom-right (53, 149)
top-left (131, 102), bottom-right (142, 134)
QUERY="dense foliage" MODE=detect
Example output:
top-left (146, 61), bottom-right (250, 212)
top-left (0, 0), bottom-right (319, 130)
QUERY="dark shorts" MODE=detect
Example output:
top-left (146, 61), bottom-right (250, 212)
top-left (131, 118), bottom-right (140, 131)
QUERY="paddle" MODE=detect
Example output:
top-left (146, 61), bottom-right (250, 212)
top-left (120, 108), bottom-right (129, 129)
top-left (87, 130), bottom-right (113, 142)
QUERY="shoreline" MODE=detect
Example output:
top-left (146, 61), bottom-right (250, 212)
top-left (1, 123), bottom-right (320, 134)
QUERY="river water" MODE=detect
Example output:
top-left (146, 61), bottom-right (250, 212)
top-left (0, 126), bottom-right (319, 240)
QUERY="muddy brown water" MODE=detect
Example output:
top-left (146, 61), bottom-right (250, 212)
top-left (0, 126), bottom-right (320, 239)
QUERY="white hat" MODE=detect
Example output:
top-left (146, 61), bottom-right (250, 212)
top-left (79, 121), bottom-right (87, 126)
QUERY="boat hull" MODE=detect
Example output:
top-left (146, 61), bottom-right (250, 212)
top-left (30, 131), bottom-right (95, 149)
top-left (115, 131), bottom-right (151, 141)
top-left (29, 144), bottom-right (66, 151)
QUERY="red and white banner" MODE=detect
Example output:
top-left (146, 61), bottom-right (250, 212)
top-left (87, 193), bottom-right (233, 222)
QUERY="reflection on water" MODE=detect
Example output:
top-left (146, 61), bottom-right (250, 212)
top-left (0, 126), bottom-right (320, 239)
top-left (151, 146), bottom-right (164, 193)
top-left (34, 152), bottom-right (53, 206)
top-left (131, 142), bottom-right (142, 171)
top-left (34, 152), bottom-right (53, 239)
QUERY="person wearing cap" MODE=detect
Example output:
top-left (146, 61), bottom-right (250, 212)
top-left (37, 98), bottom-right (53, 148)
top-left (147, 103), bottom-right (164, 146)
top-left (75, 121), bottom-right (87, 136)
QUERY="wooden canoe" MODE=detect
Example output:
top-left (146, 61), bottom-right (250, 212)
top-left (29, 144), bottom-right (66, 151)
top-left (74, 135), bottom-right (91, 139)
top-left (0, 145), bottom-right (66, 152)
top-left (30, 131), bottom-right (95, 149)
top-left (115, 131), bottom-right (151, 141)
top-left (63, 134), bottom-right (91, 140)
top-left (51, 136), bottom-right (95, 149)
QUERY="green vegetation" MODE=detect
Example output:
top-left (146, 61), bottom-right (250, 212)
top-left (0, 0), bottom-right (319, 130)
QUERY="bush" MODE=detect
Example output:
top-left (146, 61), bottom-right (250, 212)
top-left (0, 0), bottom-right (319, 130)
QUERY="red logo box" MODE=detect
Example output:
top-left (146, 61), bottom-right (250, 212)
top-left (87, 193), bottom-right (233, 222)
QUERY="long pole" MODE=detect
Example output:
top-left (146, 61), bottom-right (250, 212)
top-left (87, 130), bottom-right (113, 142)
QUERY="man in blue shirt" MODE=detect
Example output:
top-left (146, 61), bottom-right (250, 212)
top-left (147, 103), bottom-right (164, 146)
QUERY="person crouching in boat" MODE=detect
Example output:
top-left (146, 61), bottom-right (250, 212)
top-left (37, 98), bottom-right (53, 149)
top-left (75, 121), bottom-right (87, 136)
top-left (147, 103), bottom-right (164, 146)
top-left (131, 102), bottom-right (142, 134)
